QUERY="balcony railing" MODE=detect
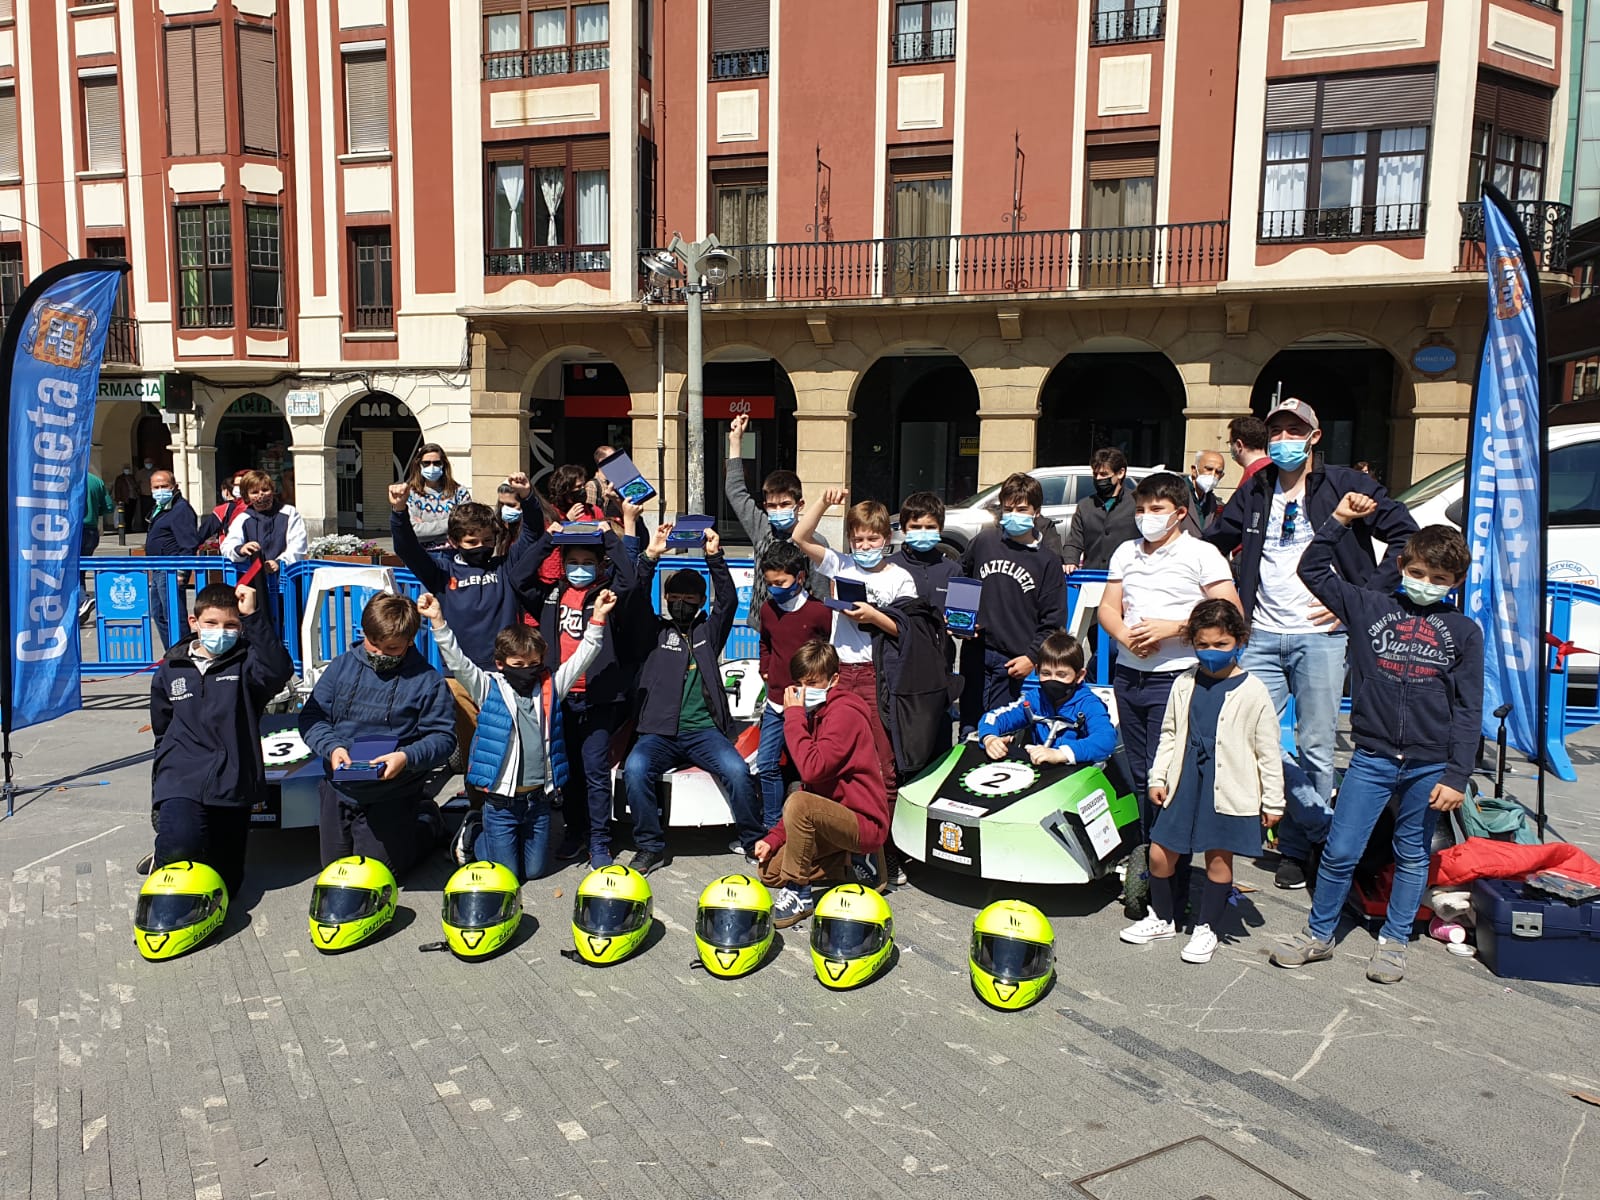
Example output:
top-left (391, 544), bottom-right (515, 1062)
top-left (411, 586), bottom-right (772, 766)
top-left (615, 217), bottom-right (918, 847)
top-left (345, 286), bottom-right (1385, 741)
top-left (641, 222), bottom-right (1228, 304)
top-left (890, 27), bottom-right (956, 64)
top-left (104, 315), bottom-right (138, 365)
top-left (710, 48), bottom-right (769, 79)
top-left (1458, 199), bottom-right (1572, 272)
top-left (352, 305), bottom-right (394, 332)
top-left (178, 304), bottom-right (234, 329)
top-left (1259, 203), bottom-right (1427, 243)
top-left (481, 44), bottom-right (610, 80)
top-left (1091, 3), bottom-right (1166, 45)
top-left (487, 248), bottom-right (612, 276)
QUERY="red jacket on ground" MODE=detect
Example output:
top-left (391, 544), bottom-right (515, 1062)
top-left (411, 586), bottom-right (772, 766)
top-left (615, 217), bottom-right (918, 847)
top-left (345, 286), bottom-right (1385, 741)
top-left (765, 689), bottom-right (890, 853)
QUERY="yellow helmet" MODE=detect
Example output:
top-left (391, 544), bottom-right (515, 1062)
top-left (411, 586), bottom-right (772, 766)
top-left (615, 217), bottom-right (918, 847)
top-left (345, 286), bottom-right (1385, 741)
top-left (134, 861), bottom-right (227, 961)
top-left (694, 874), bottom-right (774, 978)
top-left (809, 884), bottom-right (894, 989)
top-left (571, 864), bottom-right (653, 965)
top-left (308, 856), bottom-right (397, 952)
top-left (441, 862), bottom-right (523, 959)
top-left (969, 900), bottom-right (1055, 1011)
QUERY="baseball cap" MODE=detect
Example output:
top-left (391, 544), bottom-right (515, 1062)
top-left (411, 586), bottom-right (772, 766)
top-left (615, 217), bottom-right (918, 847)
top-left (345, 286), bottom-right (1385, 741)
top-left (1266, 397), bottom-right (1319, 431)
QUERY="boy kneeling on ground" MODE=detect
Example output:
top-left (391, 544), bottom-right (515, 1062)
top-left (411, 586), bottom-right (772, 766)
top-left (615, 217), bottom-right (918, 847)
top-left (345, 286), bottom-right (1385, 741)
top-left (755, 640), bottom-right (891, 928)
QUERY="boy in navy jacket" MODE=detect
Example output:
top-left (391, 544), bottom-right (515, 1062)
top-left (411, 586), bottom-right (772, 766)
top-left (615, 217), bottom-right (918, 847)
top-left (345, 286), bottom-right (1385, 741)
top-left (977, 632), bottom-right (1116, 766)
top-left (150, 582), bottom-right (294, 899)
top-left (619, 522), bottom-right (761, 875)
top-left (299, 594), bottom-right (457, 877)
top-left (1272, 499), bottom-right (1482, 985)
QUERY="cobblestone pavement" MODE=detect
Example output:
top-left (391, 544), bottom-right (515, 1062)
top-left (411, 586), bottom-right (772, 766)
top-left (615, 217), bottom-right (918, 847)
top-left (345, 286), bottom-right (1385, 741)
top-left (2, 680), bottom-right (1598, 1200)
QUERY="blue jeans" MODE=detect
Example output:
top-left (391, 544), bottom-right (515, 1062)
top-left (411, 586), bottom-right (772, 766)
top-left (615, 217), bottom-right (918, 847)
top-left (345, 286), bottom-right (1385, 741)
top-left (757, 704), bottom-right (788, 830)
top-left (1240, 631), bottom-right (1347, 860)
top-left (1112, 664), bottom-right (1179, 840)
top-left (1308, 749), bottom-right (1443, 945)
top-left (623, 729), bottom-right (762, 855)
top-left (559, 697), bottom-right (624, 857)
top-left (476, 793), bottom-right (552, 883)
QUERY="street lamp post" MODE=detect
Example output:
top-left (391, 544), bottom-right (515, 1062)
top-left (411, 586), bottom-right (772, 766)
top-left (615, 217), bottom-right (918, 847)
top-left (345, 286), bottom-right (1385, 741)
top-left (642, 235), bottom-right (740, 515)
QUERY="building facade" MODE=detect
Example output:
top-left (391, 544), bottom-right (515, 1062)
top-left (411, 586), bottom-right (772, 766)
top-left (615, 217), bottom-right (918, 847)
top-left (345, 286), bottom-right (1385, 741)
top-left (0, 0), bottom-right (1576, 532)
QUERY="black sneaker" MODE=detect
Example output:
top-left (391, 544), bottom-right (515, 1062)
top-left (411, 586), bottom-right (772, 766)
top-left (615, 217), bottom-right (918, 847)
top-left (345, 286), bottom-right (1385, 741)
top-left (135, 852), bottom-right (155, 876)
top-left (1274, 856), bottom-right (1309, 890)
top-left (630, 849), bottom-right (665, 876)
top-left (553, 837), bottom-right (586, 862)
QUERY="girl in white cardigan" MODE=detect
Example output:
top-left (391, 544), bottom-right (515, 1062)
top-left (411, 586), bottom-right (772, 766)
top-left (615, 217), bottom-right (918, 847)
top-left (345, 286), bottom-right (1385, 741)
top-left (1120, 599), bottom-right (1284, 963)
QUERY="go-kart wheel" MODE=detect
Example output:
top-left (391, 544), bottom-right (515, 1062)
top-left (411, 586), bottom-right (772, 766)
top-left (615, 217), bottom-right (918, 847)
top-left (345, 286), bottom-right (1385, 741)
top-left (1122, 844), bottom-right (1150, 920)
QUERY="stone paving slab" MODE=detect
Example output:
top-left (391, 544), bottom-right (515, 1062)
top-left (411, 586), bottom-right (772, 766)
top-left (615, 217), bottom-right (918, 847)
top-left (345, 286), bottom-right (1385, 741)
top-left (1, 680), bottom-right (1598, 1200)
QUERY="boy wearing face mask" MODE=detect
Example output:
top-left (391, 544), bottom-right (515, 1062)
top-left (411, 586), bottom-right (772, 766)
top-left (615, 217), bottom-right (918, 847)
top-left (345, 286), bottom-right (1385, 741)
top-left (420, 590), bottom-right (616, 881)
top-left (977, 632), bottom-right (1115, 767)
top-left (724, 414), bottom-right (829, 630)
top-left (1274, 506), bottom-right (1481, 985)
top-left (894, 491), bottom-right (960, 616)
top-left (754, 640), bottom-right (891, 927)
top-left (620, 523), bottom-right (762, 875)
top-left (754, 540), bottom-right (833, 829)
top-left (148, 583), bottom-right (294, 900)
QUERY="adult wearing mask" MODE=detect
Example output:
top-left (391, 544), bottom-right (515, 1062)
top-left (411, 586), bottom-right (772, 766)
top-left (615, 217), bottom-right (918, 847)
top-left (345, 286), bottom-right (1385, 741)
top-left (197, 471), bottom-right (250, 550)
top-left (1062, 447), bottom-right (1138, 573)
top-left (1182, 450), bottom-right (1226, 537)
top-left (1204, 399), bottom-right (1417, 889)
top-left (144, 470), bottom-right (200, 649)
top-left (402, 444), bottom-right (471, 551)
top-left (222, 469), bottom-right (308, 618)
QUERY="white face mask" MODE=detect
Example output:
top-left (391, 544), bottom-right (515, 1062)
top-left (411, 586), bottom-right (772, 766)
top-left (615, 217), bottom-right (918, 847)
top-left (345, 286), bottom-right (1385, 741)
top-left (803, 685), bottom-right (830, 709)
top-left (1194, 472), bottom-right (1219, 495)
top-left (1137, 512), bottom-right (1175, 542)
top-left (1401, 577), bottom-right (1451, 606)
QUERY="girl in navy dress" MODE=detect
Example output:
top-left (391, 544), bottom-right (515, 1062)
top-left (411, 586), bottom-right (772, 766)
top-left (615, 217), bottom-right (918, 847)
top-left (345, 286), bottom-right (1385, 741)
top-left (1120, 599), bottom-right (1284, 963)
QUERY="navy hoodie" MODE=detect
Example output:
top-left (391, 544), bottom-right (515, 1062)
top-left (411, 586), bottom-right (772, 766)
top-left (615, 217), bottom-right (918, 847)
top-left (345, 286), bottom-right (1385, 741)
top-left (1298, 516), bottom-right (1483, 791)
top-left (522, 526), bottom-right (640, 705)
top-left (961, 527), bottom-right (1067, 661)
top-left (298, 646), bottom-right (456, 804)
top-left (150, 606), bottom-right (294, 807)
top-left (390, 500), bottom-right (542, 668)
top-left (626, 550), bottom-right (737, 736)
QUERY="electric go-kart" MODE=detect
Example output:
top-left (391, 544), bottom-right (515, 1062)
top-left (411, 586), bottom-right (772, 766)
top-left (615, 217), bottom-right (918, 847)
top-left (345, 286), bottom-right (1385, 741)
top-left (892, 726), bottom-right (1142, 885)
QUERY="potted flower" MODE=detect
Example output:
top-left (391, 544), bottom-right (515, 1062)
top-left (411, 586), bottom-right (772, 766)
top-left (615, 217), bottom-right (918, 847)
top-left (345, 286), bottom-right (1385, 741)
top-left (309, 534), bottom-right (382, 564)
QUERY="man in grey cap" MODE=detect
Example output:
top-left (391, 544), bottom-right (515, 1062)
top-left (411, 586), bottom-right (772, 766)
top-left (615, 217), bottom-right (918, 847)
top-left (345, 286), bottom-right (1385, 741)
top-left (1204, 398), bottom-right (1418, 890)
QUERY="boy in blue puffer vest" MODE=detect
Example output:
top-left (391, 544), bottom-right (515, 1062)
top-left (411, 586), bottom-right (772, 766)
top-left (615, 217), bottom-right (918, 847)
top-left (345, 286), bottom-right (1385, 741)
top-left (977, 632), bottom-right (1117, 767)
top-left (419, 589), bottom-right (617, 882)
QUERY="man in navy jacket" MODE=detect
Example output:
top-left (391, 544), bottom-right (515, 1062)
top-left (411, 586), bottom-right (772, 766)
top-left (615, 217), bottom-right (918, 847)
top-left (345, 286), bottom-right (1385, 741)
top-left (1204, 399), bottom-right (1418, 888)
top-left (144, 469), bottom-right (199, 649)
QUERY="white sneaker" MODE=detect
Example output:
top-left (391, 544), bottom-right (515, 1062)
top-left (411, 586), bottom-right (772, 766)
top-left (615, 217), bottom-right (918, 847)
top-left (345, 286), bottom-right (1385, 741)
top-left (1181, 924), bottom-right (1219, 964)
top-left (1119, 913), bottom-right (1177, 945)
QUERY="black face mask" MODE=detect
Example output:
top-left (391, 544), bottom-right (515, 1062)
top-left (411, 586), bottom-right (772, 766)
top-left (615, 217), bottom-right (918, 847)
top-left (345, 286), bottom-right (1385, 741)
top-left (1039, 679), bottom-right (1078, 708)
top-left (1093, 477), bottom-right (1118, 500)
top-left (667, 599), bottom-right (701, 628)
top-left (500, 665), bottom-right (542, 696)
top-left (458, 546), bottom-right (494, 568)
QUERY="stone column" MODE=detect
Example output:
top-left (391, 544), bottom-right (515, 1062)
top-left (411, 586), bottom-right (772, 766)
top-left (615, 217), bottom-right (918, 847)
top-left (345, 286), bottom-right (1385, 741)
top-left (291, 446), bottom-right (340, 538)
top-left (630, 385), bottom-right (686, 515)
top-left (1176, 350), bottom-right (1259, 501)
top-left (1401, 375), bottom-right (1472, 490)
top-left (469, 389), bottom-right (527, 503)
top-left (788, 364), bottom-right (855, 545)
top-left (973, 363), bottom-right (1048, 488)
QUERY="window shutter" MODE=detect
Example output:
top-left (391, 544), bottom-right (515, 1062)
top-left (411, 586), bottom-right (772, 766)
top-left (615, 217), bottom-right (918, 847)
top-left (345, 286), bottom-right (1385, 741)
top-left (83, 76), bottom-right (123, 172)
top-left (194, 25), bottom-right (226, 153)
top-left (1321, 71), bottom-right (1434, 132)
top-left (527, 141), bottom-right (567, 167)
top-left (570, 138), bottom-right (608, 170)
top-left (1264, 79), bottom-right (1318, 131)
top-left (0, 2), bottom-right (13, 21)
top-left (710, 0), bottom-right (769, 53)
top-left (239, 26), bottom-right (278, 155)
top-left (0, 90), bottom-right (16, 179)
top-left (165, 27), bottom-right (198, 157)
top-left (1476, 73), bottom-right (1553, 141)
top-left (345, 51), bottom-right (389, 153)
top-left (1086, 145), bottom-right (1157, 180)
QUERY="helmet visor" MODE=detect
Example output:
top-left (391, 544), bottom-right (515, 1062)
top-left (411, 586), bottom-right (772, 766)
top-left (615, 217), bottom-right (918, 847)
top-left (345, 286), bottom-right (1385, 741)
top-left (309, 885), bottom-right (380, 924)
top-left (445, 891), bottom-right (515, 929)
top-left (696, 906), bottom-right (770, 949)
top-left (135, 892), bottom-right (213, 932)
top-left (811, 916), bottom-right (887, 960)
top-left (973, 933), bottom-right (1052, 982)
top-left (574, 895), bottom-right (646, 935)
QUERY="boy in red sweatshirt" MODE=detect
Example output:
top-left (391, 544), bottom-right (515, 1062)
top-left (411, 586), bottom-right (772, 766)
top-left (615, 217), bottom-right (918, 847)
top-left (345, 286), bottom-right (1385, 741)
top-left (754, 640), bottom-right (891, 927)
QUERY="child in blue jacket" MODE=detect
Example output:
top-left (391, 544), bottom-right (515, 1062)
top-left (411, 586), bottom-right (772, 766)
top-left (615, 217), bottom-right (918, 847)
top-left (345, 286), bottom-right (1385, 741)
top-left (977, 632), bottom-right (1117, 766)
top-left (420, 589), bottom-right (617, 882)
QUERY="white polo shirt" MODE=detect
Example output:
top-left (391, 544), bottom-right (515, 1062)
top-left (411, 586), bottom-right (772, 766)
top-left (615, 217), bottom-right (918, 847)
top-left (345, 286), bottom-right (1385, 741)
top-left (815, 547), bottom-right (916, 664)
top-left (1107, 531), bottom-right (1234, 673)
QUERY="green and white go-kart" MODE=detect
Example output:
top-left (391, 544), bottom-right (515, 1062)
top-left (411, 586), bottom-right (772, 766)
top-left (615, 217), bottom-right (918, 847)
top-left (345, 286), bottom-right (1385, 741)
top-left (892, 742), bottom-right (1142, 884)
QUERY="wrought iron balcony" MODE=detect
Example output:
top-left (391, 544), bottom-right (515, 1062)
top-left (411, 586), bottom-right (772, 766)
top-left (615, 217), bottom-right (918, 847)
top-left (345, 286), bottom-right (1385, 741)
top-left (1259, 203), bottom-right (1427, 243)
top-left (104, 315), bottom-right (138, 365)
top-left (640, 222), bottom-right (1228, 305)
top-left (1091, 2), bottom-right (1166, 45)
top-left (890, 26), bottom-right (956, 64)
top-left (481, 44), bottom-right (610, 80)
top-left (1458, 199), bottom-right (1572, 272)
top-left (486, 248), bottom-right (612, 276)
top-left (710, 48), bottom-right (769, 79)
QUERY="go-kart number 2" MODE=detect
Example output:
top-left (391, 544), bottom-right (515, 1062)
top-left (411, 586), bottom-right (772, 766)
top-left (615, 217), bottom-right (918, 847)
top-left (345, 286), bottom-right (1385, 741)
top-left (958, 761), bottom-right (1039, 798)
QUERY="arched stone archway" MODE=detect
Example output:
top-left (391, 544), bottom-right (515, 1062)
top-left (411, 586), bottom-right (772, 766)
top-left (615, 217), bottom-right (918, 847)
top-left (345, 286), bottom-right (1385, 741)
top-left (850, 352), bottom-right (981, 503)
top-left (214, 393), bottom-right (292, 488)
top-left (326, 391), bottom-right (426, 532)
top-left (1037, 341), bottom-right (1187, 470)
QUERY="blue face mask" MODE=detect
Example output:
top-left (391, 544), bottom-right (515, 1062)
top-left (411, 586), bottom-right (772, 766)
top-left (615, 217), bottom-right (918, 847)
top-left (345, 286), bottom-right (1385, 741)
top-left (851, 547), bottom-right (884, 571)
top-left (767, 580), bottom-right (802, 604)
top-left (803, 686), bottom-right (830, 709)
top-left (1000, 512), bottom-right (1035, 537)
top-left (197, 628), bottom-right (239, 656)
top-left (1195, 647), bottom-right (1241, 675)
top-left (1267, 439), bottom-right (1310, 469)
top-left (766, 506), bottom-right (797, 530)
top-left (501, 505), bottom-right (522, 523)
top-left (151, 489), bottom-right (175, 508)
top-left (904, 529), bottom-right (942, 552)
top-left (565, 563), bottom-right (598, 588)
top-left (421, 464), bottom-right (445, 483)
